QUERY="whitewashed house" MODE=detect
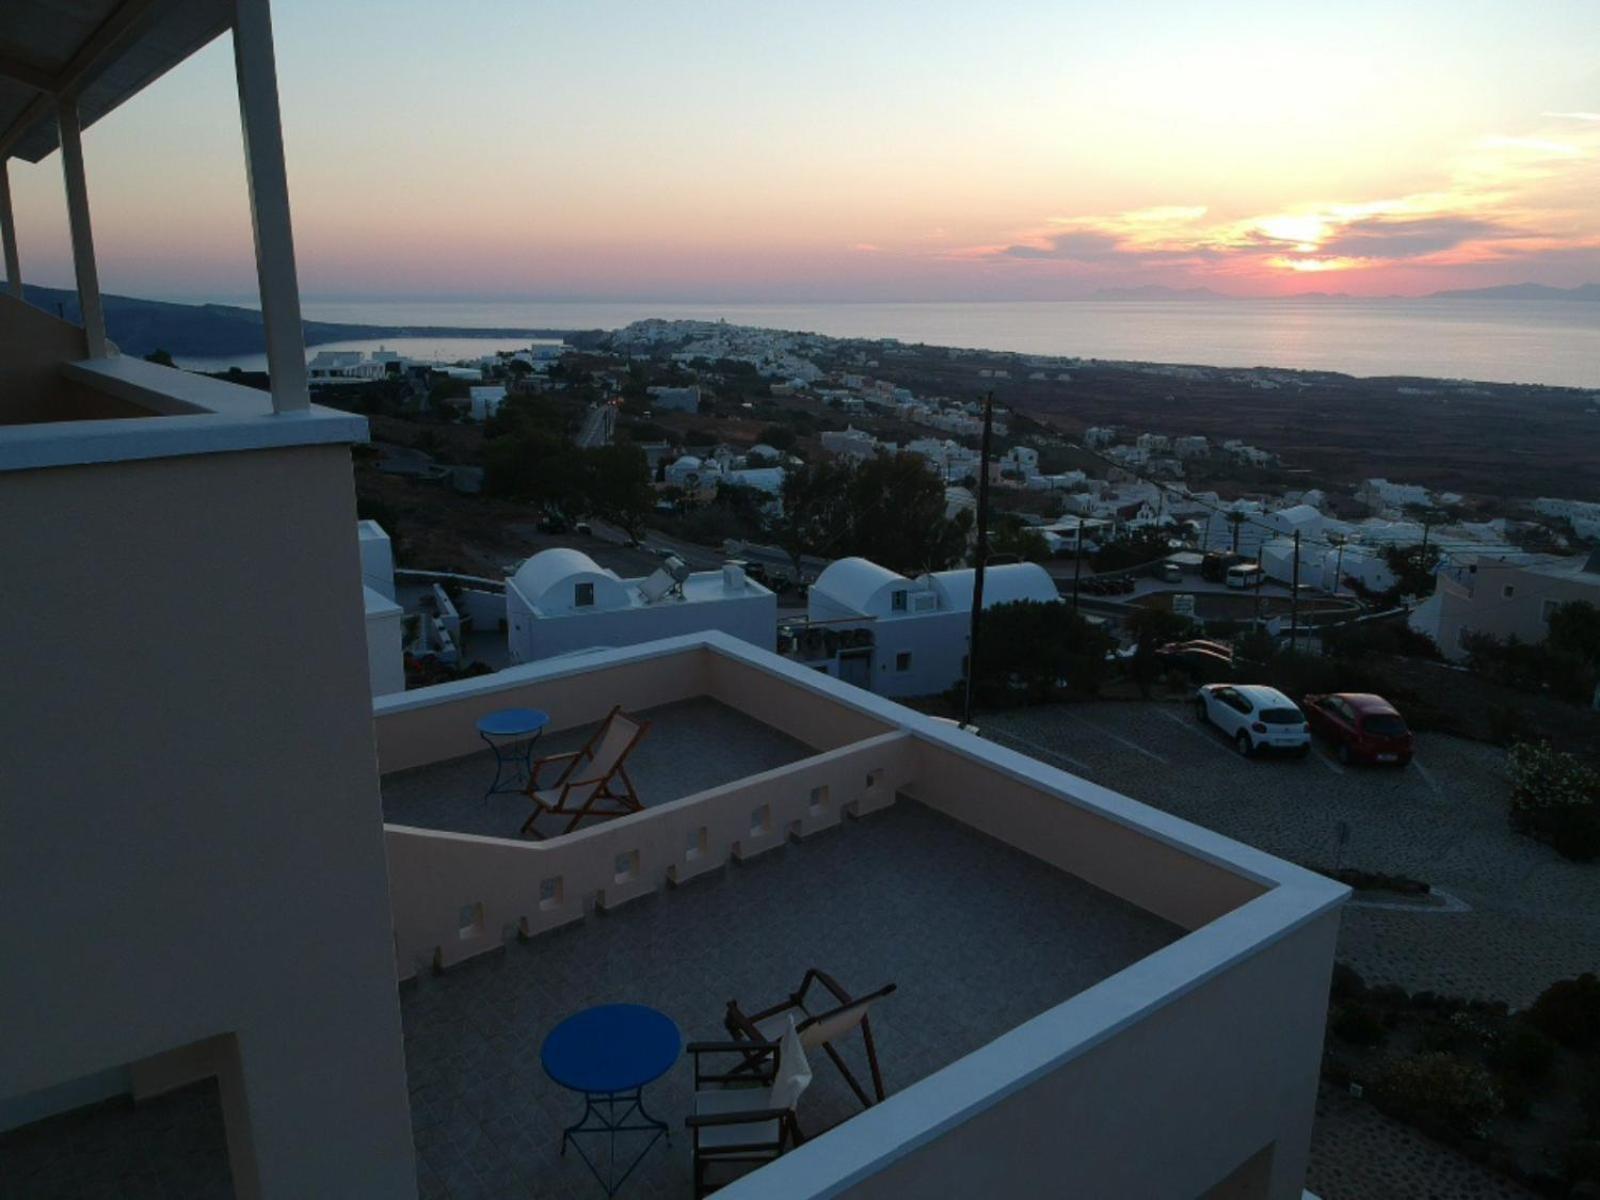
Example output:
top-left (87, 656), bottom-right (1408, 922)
top-left (799, 557), bottom-right (1060, 697)
top-left (505, 549), bottom-right (774, 663)
top-left (664, 454), bottom-right (722, 489)
top-left (468, 385), bottom-right (507, 422)
top-left (357, 521), bottom-right (404, 696)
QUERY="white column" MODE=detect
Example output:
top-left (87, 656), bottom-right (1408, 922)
top-left (57, 98), bottom-right (107, 357)
top-left (0, 157), bottom-right (21, 299)
top-left (232, 0), bottom-right (309, 414)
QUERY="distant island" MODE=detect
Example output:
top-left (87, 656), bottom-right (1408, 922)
top-left (1426, 282), bottom-right (1600, 302)
top-left (1087, 281), bottom-right (1600, 302)
top-left (19, 285), bottom-right (582, 358)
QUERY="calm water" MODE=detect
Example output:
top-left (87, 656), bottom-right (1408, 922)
top-left (177, 298), bottom-right (1600, 389)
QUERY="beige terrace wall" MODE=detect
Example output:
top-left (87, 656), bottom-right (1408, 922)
top-left (386, 730), bottom-right (915, 977)
top-left (706, 652), bottom-right (897, 749)
top-left (908, 738), bottom-right (1267, 931)
top-left (0, 444), bottom-right (416, 1199)
top-left (812, 905), bottom-right (1340, 1200)
top-left (0, 293), bottom-right (140, 424)
top-left (374, 647), bottom-right (715, 772)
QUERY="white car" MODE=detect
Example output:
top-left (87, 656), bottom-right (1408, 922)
top-left (1195, 684), bottom-right (1311, 758)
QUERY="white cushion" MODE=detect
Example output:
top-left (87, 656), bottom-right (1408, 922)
top-left (766, 1017), bottom-right (813, 1112)
top-left (691, 1088), bottom-right (782, 1151)
top-left (753, 1006), bottom-right (802, 1042)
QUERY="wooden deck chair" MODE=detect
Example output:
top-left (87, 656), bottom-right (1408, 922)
top-left (520, 705), bottom-right (650, 837)
top-left (724, 968), bottom-right (895, 1108)
top-left (686, 1018), bottom-right (811, 1197)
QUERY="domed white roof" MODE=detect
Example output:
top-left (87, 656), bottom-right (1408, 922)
top-left (927, 562), bottom-right (1059, 611)
top-left (509, 548), bottom-right (632, 612)
top-left (811, 557), bottom-right (909, 615)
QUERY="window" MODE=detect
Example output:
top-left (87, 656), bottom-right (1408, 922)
top-left (574, 581), bottom-right (595, 607)
top-left (891, 590), bottom-right (907, 612)
top-left (1502, 584), bottom-right (1515, 599)
top-left (895, 651), bottom-right (912, 672)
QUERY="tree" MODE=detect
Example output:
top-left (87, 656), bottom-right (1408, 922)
top-left (991, 514), bottom-right (1051, 563)
top-left (973, 601), bottom-right (1115, 705)
top-left (848, 452), bottom-right (971, 574)
top-left (583, 444), bottom-right (654, 540)
top-left (144, 348), bottom-right (175, 368)
top-left (1094, 527), bottom-right (1172, 572)
top-left (773, 459), bottom-right (855, 577)
top-left (1547, 601), bottom-right (1600, 668)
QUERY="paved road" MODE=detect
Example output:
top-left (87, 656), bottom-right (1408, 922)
top-left (979, 698), bottom-right (1600, 1007)
top-left (574, 402), bottom-right (615, 448)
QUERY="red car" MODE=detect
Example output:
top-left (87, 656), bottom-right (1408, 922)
top-left (1301, 692), bottom-right (1415, 766)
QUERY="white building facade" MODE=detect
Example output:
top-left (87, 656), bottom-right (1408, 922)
top-left (506, 548), bottom-right (775, 663)
top-left (801, 557), bottom-right (1061, 697)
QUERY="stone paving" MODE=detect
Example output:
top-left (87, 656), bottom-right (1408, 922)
top-left (981, 700), bottom-right (1600, 1008)
top-left (0, 800), bottom-right (1179, 1199)
top-left (1306, 1084), bottom-right (1537, 1200)
top-left (382, 698), bottom-right (814, 841)
top-left (981, 698), bottom-right (1600, 1200)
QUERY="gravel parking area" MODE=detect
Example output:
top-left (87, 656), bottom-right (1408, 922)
top-left (980, 698), bottom-right (1600, 1200)
top-left (980, 698), bottom-right (1600, 1008)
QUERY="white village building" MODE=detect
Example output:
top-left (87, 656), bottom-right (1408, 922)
top-left (797, 557), bottom-right (1060, 697)
top-left (357, 521), bottom-right (404, 696)
top-left (506, 549), bottom-right (775, 663)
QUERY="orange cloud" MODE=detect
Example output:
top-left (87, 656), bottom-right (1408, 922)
top-left (955, 117), bottom-right (1600, 292)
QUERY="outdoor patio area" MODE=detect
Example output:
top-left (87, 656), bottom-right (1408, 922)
top-left (381, 698), bottom-right (815, 840)
top-left (404, 796), bottom-right (1180, 1197)
top-left (0, 799), bottom-right (1182, 1200)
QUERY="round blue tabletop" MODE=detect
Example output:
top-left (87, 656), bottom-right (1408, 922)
top-left (541, 1005), bottom-right (682, 1095)
top-left (475, 707), bottom-right (550, 737)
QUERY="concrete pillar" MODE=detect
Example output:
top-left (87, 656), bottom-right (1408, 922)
top-left (56, 99), bottom-right (107, 357)
top-left (232, 0), bottom-right (309, 414)
top-left (0, 158), bottom-right (21, 299)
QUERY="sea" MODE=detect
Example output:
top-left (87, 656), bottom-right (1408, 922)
top-left (173, 298), bottom-right (1600, 390)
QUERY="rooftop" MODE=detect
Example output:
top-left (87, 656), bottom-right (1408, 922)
top-left (382, 698), bottom-right (813, 840)
top-left (0, 798), bottom-right (1179, 1199)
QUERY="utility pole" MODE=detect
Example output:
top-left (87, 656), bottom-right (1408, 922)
top-left (1072, 518), bottom-right (1084, 613)
top-left (1290, 529), bottom-right (1302, 652)
top-left (1332, 535), bottom-right (1346, 598)
top-left (960, 392), bottom-right (995, 729)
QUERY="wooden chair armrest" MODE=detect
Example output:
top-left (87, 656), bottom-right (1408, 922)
top-left (688, 1040), bottom-right (778, 1055)
top-left (531, 749), bottom-right (582, 767)
top-left (686, 1107), bottom-right (791, 1128)
top-left (799, 967), bottom-right (852, 1006)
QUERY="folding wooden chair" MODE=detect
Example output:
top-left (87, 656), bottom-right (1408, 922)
top-left (520, 705), bottom-right (650, 837)
top-left (724, 968), bottom-right (895, 1108)
top-left (686, 1018), bottom-right (811, 1198)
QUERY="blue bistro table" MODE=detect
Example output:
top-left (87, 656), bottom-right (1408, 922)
top-left (475, 707), bottom-right (549, 799)
top-left (541, 1004), bottom-right (682, 1196)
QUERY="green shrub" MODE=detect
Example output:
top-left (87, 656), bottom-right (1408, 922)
top-left (1569, 1139), bottom-right (1600, 1184)
top-left (1330, 962), bottom-right (1368, 1001)
top-left (1488, 1023), bottom-right (1557, 1080)
top-left (1506, 743), bottom-right (1600, 862)
top-left (1370, 1052), bottom-right (1502, 1137)
top-left (1527, 974), bottom-right (1600, 1048)
top-left (1331, 1004), bottom-right (1387, 1047)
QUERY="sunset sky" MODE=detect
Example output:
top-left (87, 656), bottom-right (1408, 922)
top-left (7, 0), bottom-right (1600, 301)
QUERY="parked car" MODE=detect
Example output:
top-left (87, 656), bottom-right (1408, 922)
top-left (1195, 684), bottom-right (1310, 757)
top-left (1155, 639), bottom-right (1237, 682)
top-left (1302, 692), bottom-right (1415, 766)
